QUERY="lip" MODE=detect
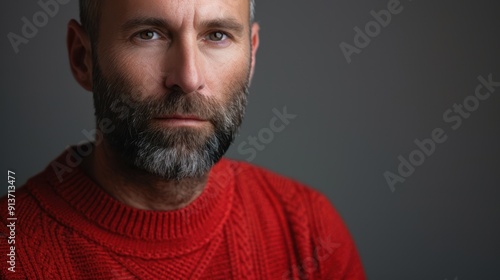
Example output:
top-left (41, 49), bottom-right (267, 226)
top-left (155, 114), bottom-right (206, 121)
top-left (153, 115), bottom-right (208, 126)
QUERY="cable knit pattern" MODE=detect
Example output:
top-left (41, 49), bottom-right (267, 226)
top-left (0, 148), bottom-right (365, 279)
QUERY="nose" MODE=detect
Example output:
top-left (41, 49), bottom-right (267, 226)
top-left (164, 37), bottom-right (205, 94)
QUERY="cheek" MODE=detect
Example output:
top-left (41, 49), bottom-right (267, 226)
top-left (203, 48), bottom-right (250, 98)
top-left (96, 25), bottom-right (168, 99)
top-left (136, 64), bottom-right (168, 98)
top-left (105, 49), bottom-right (167, 99)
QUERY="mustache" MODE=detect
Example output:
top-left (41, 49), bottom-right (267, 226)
top-left (159, 91), bottom-right (215, 118)
top-left (122, 88), bottom-right (222, 124)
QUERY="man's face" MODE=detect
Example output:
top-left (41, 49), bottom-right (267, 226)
top-left (91, 0), bottom-right (256, 179)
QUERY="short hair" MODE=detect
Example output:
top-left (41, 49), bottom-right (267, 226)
top-left (250, 0), bottom-right (256, 23)
top-left (79, 0), bottom-right (256, 44)
top-left (79, 0), bottom-right (101, 45)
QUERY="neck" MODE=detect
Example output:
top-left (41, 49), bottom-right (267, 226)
top-left (82, 141), bottom-right (208, 211)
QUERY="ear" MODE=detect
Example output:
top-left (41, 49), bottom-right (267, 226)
top-left (249, 22), bottom-right (260, 83)
top-left (67, 19), bottom-right (93, 92)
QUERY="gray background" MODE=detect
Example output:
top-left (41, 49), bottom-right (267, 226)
top-left (1, 0), bottom-right (499, 279)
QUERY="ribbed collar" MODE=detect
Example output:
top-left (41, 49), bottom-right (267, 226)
top-left (28, 147), bottom-right (235, 259)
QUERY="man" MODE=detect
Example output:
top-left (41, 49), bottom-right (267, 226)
top-left (1, 0), bottom-right (365, 279)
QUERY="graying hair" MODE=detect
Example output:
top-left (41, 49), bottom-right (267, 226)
top-left (250, 0), bottom-right (256, 22)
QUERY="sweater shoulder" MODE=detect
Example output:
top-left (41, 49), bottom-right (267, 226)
top-left (0, 171), bottom-right (47, 226)
top-left (0, 169), bottom-right (60, 241)
top-left (223, 158), bottom-right (366, 279)
top-left (0, 171), bottom-right (61, 278)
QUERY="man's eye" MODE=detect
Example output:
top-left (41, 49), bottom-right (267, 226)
top-left (207, 31), bottom-right (227, 42)
top-left (137, 30), bottom-right (161, 40)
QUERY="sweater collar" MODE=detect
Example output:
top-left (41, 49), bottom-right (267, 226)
top-left (34, 147), bottom-right (235, 258)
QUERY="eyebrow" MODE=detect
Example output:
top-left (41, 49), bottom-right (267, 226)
top-left (198, 18), bottom-right (245, 36)
top-left (121, 17), bottom-right (171, 33)
top-left (121, 17), bottom-right (245, 37)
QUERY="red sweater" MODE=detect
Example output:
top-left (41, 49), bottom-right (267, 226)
top-left (1, 149), bottom-right (365, 279)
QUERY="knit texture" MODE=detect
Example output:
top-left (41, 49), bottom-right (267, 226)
top-left (1, 148), bottom-right (365, 279)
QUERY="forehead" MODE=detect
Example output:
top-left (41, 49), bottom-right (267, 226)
top-left (100, 0), bottom-right (250, 29)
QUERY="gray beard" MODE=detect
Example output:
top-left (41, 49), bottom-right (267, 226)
top-left (92, 62), bottom-right (249, 180)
